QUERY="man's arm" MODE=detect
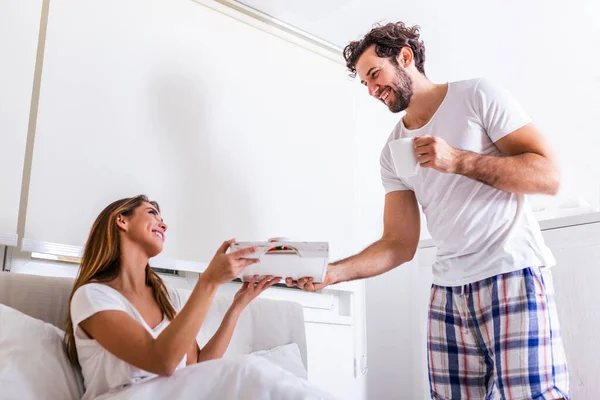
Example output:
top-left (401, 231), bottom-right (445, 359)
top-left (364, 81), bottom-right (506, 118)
top-left (413, 123), bottom-right (561, 195)
top-left (287, 190), bottom-right (421, 291)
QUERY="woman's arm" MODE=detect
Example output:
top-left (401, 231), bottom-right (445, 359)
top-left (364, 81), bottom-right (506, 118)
top-left (196, 275), bottom-right (281, 363)
top-left (196, 306), bottom-right (242, 362)
top-left (186, 341), bottom-right (200, 365)
top-left (79, 241), bottom-right (258, 376)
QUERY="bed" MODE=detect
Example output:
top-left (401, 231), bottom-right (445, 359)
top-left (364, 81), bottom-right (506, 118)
top-left (0, 271), bottom-right (336, 399)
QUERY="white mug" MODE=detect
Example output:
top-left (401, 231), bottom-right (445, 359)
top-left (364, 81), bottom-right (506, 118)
top-left (388, 137), bottom-right (418, 178)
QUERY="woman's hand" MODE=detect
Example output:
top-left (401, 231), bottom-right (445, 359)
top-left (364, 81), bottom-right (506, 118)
top-left (195, 274), bottom-right (280, 363)
top-left (200, 239), bottom-right (259, 287)
top-left (232, 275), bottom-right (281, 310)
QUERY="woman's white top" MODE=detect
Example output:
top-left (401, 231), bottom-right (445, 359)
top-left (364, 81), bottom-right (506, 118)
top-left (70, 282), bottom-right (187, 400)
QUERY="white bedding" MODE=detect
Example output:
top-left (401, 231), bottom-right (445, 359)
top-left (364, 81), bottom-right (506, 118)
top-left (96, 355), bottom-right (338, 400)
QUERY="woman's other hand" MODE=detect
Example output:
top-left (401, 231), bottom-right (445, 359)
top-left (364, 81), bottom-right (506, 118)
top-left (232, 275), bottom-right (281, 309)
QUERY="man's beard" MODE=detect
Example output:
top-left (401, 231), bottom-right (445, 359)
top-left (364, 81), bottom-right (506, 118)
top-left (387, 65), bottom-right (413, 113)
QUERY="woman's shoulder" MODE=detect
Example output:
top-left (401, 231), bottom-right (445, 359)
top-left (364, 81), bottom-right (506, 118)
top-left (73, 282), bottom-right (119, 298)
top-left (71, 282), bottom-right (128, 311)
top-left (70, 283), bottom-right (131, 326)
top-left (71, 282), bottom-right (104, 296)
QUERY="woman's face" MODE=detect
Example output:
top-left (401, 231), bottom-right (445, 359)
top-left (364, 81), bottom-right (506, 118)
top-left (119, 201), bottom-right (167, 257)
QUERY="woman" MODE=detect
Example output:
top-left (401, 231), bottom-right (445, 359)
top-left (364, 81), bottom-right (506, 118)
top-left (64, 195), bottom-right (280, 400)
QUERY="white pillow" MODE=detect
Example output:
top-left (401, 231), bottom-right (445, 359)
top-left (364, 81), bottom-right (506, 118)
top-left (0, 304), bottom-right (84, 400)
top-left (251, 343), bottom-right (308, 380)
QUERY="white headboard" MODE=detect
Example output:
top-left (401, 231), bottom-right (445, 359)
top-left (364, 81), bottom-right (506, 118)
top-left (0, 271), bottom-right (308, 368)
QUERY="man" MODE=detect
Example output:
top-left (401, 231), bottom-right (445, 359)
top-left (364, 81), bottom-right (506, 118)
top-left (286, 22), bottom-right (569, 399)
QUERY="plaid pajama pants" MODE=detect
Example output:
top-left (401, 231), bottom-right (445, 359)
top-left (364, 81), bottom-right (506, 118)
top-left (428, 267), bottom-right (570, 400)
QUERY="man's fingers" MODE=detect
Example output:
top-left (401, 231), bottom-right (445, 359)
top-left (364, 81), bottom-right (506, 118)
top-left (285, 276), bottom-right (319, 291)
top-left (304, 278), bottom-right (317, 292)
top-left (413, 135), bottom-right (432, 148)
top-left (418, 155), bottom-right (433, 166)
top-left (312, 282), bottom-right (327, 291)
top-left (296, 277), bottom-right (310, 290)
top-left (414, 144), bottom-right (431, 156)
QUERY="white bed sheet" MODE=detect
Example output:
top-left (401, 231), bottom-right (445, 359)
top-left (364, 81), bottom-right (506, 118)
top-left (96, 355), bottom-right (337, 400)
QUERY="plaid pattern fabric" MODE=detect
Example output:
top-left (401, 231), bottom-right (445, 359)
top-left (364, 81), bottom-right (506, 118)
top-left (427, 267), bottom-right (570, 400)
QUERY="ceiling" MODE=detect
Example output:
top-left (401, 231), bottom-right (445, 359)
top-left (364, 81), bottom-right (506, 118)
top-left (232, 0), bottom-right (421, 50)
top-left (229, 0), bottom-right (600, 82)
top-left (229, 0), bottom-right (570, 53)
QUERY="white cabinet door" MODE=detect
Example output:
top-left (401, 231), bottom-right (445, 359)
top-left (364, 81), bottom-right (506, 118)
top-left (541, 222), bottom-right (600, 400)
top-left (306, 323), bottom-right (357, 399)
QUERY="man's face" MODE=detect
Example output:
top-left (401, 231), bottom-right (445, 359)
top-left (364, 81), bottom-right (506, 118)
top-left (356, 45), bottom-right (413, 113)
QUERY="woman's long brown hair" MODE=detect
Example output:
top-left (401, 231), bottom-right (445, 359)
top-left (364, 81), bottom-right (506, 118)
top-left (64, 195), bottom-right (176, 366)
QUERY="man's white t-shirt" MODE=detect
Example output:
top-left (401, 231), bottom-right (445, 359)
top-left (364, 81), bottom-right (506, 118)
top-left (70, 282), bottom-right (187, 400)
top-left (380, 78), bottom-right (556, 286)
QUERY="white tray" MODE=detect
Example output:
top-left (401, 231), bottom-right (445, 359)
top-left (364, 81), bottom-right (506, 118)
top-left (229, 241), bottom-right (329, 283)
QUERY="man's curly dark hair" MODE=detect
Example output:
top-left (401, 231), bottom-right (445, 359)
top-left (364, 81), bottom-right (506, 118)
top-left (343, 22), bottom-right (426, 77)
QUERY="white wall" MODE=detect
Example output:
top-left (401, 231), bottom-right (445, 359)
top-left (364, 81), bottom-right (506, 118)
top-left (0, 0), bottom-right (43, 246)
top-left (24, 0), bottom-right (357, 266)
top-left (2, 1), bottom-right (369, 398)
